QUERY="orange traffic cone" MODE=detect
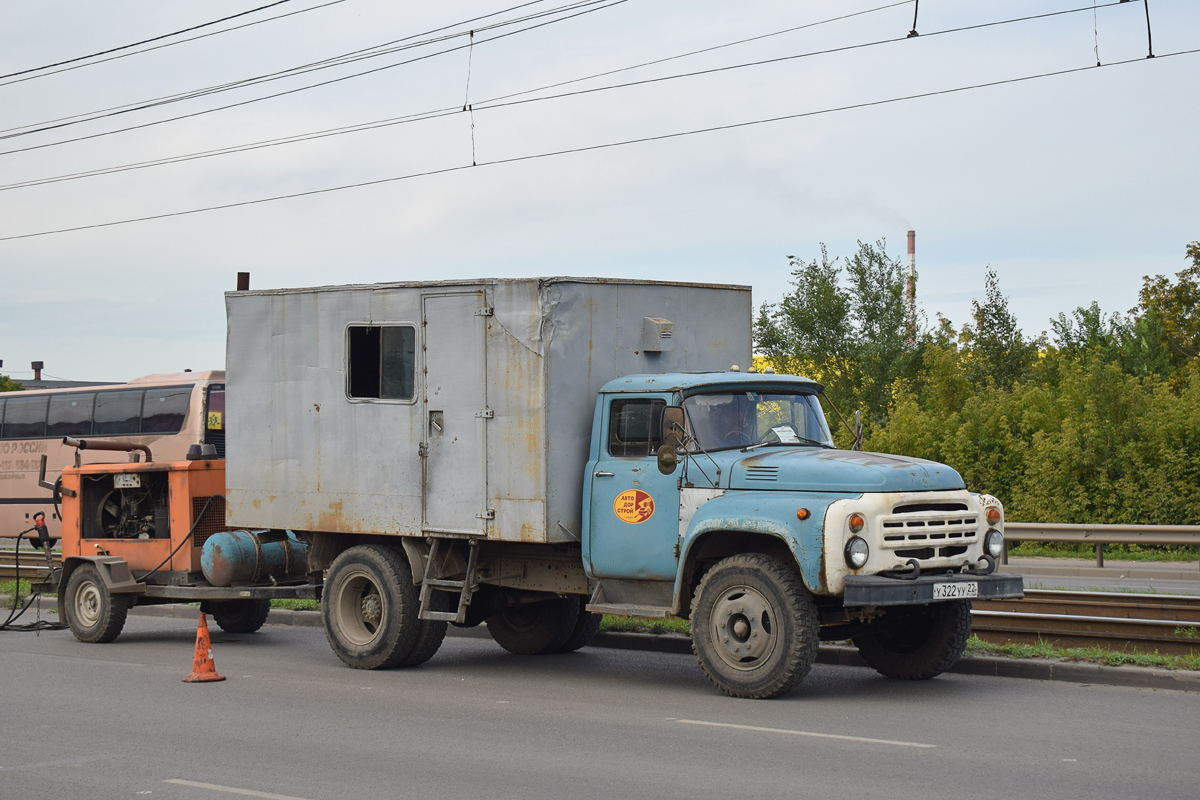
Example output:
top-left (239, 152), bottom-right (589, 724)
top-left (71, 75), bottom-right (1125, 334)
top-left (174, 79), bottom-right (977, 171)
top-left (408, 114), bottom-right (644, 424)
top-left (182, 612), bottom-right (226, 683)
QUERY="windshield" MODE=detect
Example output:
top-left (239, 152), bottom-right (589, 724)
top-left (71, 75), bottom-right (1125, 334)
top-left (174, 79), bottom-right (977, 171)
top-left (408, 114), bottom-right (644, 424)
top-left (682, 391), bottom-right (835, 451)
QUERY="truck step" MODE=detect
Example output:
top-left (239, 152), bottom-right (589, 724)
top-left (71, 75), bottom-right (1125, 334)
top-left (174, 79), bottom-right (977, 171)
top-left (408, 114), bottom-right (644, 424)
top-left (418, 538), bottom-right (480, 624)
top-left (586, 603), bottom-right (672, 619)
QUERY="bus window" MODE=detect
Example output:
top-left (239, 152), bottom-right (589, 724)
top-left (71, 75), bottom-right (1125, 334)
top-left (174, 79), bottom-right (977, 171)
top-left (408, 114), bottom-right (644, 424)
top-left (142, 386), bottom-right (190, 433)
top-left (2, 395), bottom-right (48, 439)
top-left (94, 390), bottom-right (142, 435)
top-left (47, 392), bottom-right (95, 437)
top-left (205, 385), bottom-right (225, 457)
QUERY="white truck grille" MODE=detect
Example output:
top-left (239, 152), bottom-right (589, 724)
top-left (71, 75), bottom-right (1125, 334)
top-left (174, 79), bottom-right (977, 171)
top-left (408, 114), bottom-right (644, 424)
top-left (878, 502), bottom-right (980, 559)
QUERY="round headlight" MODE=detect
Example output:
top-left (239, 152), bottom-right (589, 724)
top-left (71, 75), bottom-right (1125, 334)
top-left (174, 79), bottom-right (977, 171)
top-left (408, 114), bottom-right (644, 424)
top-left (848, 513), bottom-right (865, 534)
top-left (985, 528), bottom-right (1004, 559)
top-left (986, 506), bottom-right (1002, 526)
top-left (844, 536), bottom-right (869, 569)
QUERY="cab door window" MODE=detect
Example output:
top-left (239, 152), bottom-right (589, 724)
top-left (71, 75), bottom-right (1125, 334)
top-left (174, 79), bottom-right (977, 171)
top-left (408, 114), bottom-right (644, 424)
top-left (608, 398), bottom-right (665, 457)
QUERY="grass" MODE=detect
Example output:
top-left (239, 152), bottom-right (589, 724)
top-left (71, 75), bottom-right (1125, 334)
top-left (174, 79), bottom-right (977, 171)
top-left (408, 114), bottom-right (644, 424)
top-left (270, 598), bottom-right (320, 611)
top-left (1008, 542), bottom-right (1198, 562)
top-left (0, 579), bottom-right (32, 604)
top-left (963, 635), bottom-right (1200, 670)
top-left (600, 615), bottom-right (690, 636)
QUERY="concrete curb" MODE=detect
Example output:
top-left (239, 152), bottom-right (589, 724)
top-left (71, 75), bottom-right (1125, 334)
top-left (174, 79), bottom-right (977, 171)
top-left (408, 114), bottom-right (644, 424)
top-left (13, 601), bottom-right (1198, 693)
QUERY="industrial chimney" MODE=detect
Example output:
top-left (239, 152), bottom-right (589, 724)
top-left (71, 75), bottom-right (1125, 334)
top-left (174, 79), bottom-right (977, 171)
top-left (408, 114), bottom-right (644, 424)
top-left (905, 230), bottom-right (917, 345)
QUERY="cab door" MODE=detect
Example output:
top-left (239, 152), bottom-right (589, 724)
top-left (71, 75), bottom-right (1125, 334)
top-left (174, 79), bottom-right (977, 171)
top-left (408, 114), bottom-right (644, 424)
top-left (585, 395), bottom-right (680, 580)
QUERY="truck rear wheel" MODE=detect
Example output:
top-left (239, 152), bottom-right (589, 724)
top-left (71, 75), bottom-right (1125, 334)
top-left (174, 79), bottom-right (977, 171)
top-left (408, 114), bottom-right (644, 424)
top-left (65, 564), bottom-right (128, 643)
top-left (556, 604), bottom-right (602, 653)
top-left (400, 589), bottom-right (450, 667)
top-left (852, 599), bottom-right (971, 680)
top-left (322, 545), bottom-right (419, 670)
top-left (487, 596), bottom-right (580, 655)
top-left (690, 553), bottom-right (819, 699)
top-left (211, 599), bottom-right (272, 634)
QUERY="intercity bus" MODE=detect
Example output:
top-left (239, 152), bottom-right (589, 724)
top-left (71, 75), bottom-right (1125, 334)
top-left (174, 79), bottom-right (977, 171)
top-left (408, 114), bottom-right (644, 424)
top-left (0, 371), bottom-right (224, 540)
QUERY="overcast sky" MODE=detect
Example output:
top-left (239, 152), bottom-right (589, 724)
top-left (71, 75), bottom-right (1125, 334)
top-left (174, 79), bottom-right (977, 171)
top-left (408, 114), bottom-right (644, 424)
top-left (1, 0), bottom-right (1197, 382)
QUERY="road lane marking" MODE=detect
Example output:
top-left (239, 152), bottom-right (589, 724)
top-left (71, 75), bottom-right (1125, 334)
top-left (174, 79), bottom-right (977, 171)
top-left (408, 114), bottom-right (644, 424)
top-left (164, 779), bottom-right (315, 800)
top-left (676, 719), bottom-right (937, 749)
top-left (1, 753), bottom-right (119, 771)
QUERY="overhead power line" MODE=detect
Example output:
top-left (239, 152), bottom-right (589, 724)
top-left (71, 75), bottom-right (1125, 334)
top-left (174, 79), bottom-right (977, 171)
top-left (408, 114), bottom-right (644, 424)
top-left (0, 0), bottom-right (1131, 173)
top-left (0, 0), bottom-right (617, 139)
top-left (0, 0), bottom-right (302, 81)
top-left (1, 47), bottom-right (1193, 244)
top-left (0, 1), bottom-right (350, 90)
top-left (0, 0), bottom-right (912, 192)
top-left (0, 0), bottom-right (627, 159)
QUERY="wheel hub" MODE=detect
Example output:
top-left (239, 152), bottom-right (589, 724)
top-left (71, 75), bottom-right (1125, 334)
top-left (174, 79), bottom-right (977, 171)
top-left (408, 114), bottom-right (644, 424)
top-left (711, 586), bottom-right (778, 671)
top-left (360, 593), bottom-right (382, 628)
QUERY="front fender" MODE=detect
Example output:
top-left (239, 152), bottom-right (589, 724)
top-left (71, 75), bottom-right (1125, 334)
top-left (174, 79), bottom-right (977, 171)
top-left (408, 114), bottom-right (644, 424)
top-left (674, 490), bottom-right (861, 603)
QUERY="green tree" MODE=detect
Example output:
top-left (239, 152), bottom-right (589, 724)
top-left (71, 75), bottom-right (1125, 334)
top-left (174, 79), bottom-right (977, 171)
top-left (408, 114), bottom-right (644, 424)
top-left (1133, 242), bottom-right (1200, 372)
top-left (0, 375), bottom-right (24, 392)
top-left (965, 267), bottom-right (1039, 389)
top-left (755, 239), bottom-right (917, 422)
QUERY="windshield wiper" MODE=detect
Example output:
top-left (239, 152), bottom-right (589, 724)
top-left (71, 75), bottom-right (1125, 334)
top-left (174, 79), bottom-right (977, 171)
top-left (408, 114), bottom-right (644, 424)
top-left (742, 437), bottom-right (834, 452)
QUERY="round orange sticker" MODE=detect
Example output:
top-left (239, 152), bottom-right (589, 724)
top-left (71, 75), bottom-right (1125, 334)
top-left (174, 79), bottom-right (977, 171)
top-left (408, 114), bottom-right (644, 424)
top-left (614, 489), bottom-right (655, 524)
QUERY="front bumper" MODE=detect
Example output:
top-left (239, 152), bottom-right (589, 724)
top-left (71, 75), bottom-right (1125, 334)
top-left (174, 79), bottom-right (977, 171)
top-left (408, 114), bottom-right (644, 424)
top-left (843, 572), bottom-right (1023, 607)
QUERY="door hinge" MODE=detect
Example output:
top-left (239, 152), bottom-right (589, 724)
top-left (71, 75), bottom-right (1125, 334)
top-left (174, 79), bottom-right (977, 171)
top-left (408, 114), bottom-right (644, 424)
top-left (477, 509), bottom-right (495, 520)
top-left (475, 408), bottom-right (494, 419)
top-left (418, 442), bottom-right (428, 458)
top-left (674, 542), bottom-right (682, 559)
top-left (475, 306), bottom-right (494, 317)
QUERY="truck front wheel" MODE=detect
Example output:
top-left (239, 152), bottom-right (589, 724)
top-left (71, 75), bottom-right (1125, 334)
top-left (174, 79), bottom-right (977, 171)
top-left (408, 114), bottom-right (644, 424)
top-left (322, 545), bottom-right (420, 670)
top-left (690, 553), bottom-right (819, 699)
top-left (487, 596), bottom-right (580, 655)
top-left (64, 564), bottom-right (128, 643)
top-left (852, 599), bottom-right (971, 680)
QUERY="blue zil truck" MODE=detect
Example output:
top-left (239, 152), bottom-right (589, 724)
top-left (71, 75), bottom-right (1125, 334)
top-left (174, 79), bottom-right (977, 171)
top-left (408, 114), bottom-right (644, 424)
top-left (222, 277), bottom-right (1021, 698)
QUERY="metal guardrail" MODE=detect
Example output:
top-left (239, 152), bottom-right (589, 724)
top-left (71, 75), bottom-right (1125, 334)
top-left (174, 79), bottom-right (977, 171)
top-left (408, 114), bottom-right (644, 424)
top-left (1003, 522), bottom-right (1200, 568)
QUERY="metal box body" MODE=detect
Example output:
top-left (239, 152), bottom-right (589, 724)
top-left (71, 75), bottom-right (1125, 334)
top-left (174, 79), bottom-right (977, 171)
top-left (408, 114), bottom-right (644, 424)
top-left (225, 278), bottom-right (751, 543)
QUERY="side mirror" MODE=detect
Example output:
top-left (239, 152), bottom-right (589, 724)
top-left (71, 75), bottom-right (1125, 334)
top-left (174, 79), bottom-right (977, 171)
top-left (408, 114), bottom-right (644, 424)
top-left (657, 443), bottom-right (678, 475)
top-left (661, 406), bottom-right (685, 447)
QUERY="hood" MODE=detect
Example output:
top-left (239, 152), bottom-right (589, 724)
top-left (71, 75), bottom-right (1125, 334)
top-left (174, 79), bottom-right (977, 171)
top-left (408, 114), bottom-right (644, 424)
top-left (728, 448), bottom-right (965, 493)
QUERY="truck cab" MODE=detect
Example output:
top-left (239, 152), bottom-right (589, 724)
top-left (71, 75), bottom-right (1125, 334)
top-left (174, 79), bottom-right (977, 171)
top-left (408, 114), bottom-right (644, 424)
top-left (582, 371), bottom-right (1021, 697)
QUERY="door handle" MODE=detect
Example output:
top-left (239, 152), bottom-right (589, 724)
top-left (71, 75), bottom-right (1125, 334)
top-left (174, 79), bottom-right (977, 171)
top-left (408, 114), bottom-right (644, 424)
top-left (593, 471), bottom-right (615, 477)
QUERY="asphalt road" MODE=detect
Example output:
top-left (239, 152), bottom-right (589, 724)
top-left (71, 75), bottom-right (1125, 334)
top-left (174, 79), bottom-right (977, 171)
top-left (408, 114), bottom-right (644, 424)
top-left (2, 615), bottom-right (1197, 800)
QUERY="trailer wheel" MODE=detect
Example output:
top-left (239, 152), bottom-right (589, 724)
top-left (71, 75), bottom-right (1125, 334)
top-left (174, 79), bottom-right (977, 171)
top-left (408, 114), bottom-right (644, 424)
top-left (487, 596), bottom-right (580, 655)
top-left (690, 553), bottom-right (819, 699)
top-left (64, 564), bottom-right (128, 643)
top-left (555, 604), bottom-right (602, 653)
top-left (322, 545), bottom-right (419, 670)
top-left (852, 599), bottom-right (971, 680)
top-left (211, 599), bottom-right (272, 634)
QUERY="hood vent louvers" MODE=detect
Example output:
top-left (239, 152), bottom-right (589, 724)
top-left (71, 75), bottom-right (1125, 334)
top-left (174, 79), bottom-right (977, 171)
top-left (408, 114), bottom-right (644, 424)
top-left (743, 465), bottom-right (779, 482)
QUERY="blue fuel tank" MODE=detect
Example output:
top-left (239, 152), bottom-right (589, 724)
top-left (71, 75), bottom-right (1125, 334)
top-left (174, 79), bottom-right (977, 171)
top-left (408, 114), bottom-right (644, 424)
top-left (200, 530), bottom-right (309, 587)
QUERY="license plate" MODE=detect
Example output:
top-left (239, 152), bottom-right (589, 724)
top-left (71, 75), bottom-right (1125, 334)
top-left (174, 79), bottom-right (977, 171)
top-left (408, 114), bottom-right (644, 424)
top-left (113, 473), bottom-right (141, 489)
top-left (933, 581), bottom-right (977, 599)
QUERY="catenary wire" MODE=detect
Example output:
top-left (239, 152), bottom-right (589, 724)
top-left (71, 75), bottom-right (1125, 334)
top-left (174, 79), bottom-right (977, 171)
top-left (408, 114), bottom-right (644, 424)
top-left (0, 1), bottom-right (625, 157)
top-left (1, 47), bottom-right (1193, 244)
top-left (0, 0), bottom-right (911, 191)
top-left (0, 0), bottom-right (1126, 168)
top-left (0, 1), bottom-right (301, 81)
top-left (0, 0), bottom-right (614, 138)
top-left (0, 1), bottom-right (350, 90)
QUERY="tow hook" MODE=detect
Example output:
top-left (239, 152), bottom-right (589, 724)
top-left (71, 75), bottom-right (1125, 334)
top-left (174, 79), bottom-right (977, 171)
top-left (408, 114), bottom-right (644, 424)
top-left (965, 554), bottom-right (997, 576)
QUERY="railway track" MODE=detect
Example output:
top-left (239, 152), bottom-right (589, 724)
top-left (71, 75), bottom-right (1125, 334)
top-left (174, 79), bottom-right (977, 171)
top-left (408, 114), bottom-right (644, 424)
top-left (4, 552), bottom-right (1199, 655)
top-left (0, 550), bottom-right (53, 582)
top-left (973, 590), bottom-right (1200, 656)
